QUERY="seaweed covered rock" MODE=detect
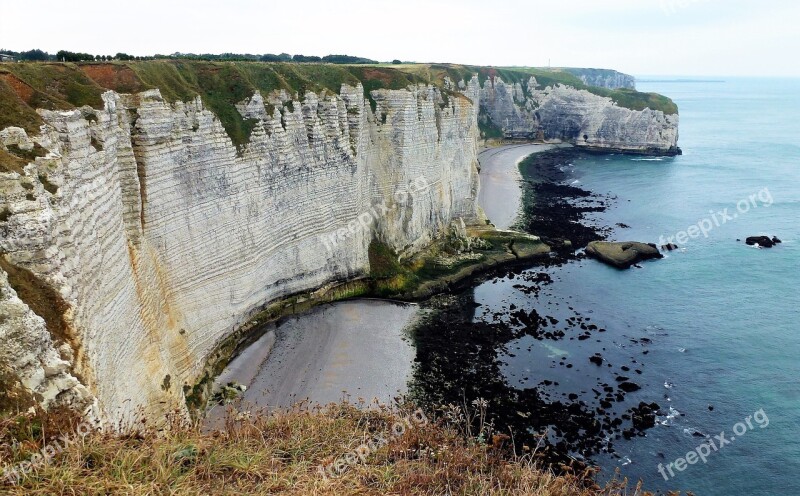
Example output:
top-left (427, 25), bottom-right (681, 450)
top-left (585, 241), bottom-right (663, 269)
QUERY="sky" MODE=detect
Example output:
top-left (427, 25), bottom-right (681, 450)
top-left (1, 0), bottom-right (798, 77)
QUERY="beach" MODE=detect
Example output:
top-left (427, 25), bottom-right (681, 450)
top-left (477, 143), bottom-right (562, 229)
top-left (211, 300), bottom-right (419, 411)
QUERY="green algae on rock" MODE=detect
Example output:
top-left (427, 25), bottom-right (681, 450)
top-left (585, 241), bottom-right (663, 269)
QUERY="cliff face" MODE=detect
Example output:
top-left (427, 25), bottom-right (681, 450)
top-left (562, 68), bottom-right (636, 90)
top-left (0, 80), bottom-right (480, 421)
top-left (478, 76), bottom-right (680, 155)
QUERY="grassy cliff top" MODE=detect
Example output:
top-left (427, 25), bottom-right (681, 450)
top-left (0, 392), bottom-right (644, 495)
top-left (0, 61), bottom-right (431, 148)
top-left (388, 63), bottom-right (678, 115)
top-left (0, 61), bottom-right (677, 152)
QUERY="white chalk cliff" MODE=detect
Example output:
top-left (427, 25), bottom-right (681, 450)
top-left (562, 68), bottom-right (636, 90)
top-left (477, 76), bottom-right (680, 154)
top-left (0, 72), bottom-right (679, 423)
top-left (0, 80), bottom-right (481, 422)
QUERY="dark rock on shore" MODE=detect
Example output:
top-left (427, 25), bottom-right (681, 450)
top-left (746, 236), bottom-right (779, 248)
top-left (631, 402), bottom-right (661, 431)
top-left (618, 381), bottom-right (642, 393)
top-left (405, 148), bottom-right (667, 474)
top-left (410, 288), bottom-right (664, 471)
top-left (516, 149), bottom-right (607, 256)
top-left (585, 241), bottom-right (663, 269)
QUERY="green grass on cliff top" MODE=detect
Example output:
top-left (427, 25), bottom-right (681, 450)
top-left (0, 61), bottom-right (677, 153)
top-left (505, 66), bottom-right (677, 114)
top-left (387, 63), bottom-right (677, 115)
top-left (0, 61), bottom-right (433, 149)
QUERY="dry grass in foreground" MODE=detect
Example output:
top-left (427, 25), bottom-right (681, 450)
top-left (0, 402), bottom-right (657, 495)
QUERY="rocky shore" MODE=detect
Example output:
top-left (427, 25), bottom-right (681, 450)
top-left (477, 143), bottom-right (564, 230)
top-left (186, 221), bottom-right (550, 416)
top-left (515, 148), bottom-right (610, 256)
top-left (0, 61), bottom-right (680, 423)
top-left (201, 143), bottom-right (672, 477)
top-left (200, 146), bottom-right (567, 414)
top-left (407, 146), bottom-right (667, 472)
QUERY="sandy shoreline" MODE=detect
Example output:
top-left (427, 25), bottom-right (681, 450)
top-left (478, 143), bottom-right (566, 229)
top-left (211, 300), bottom-right (419, 413)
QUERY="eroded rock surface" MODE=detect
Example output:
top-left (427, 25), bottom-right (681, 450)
top-left (0, 68), bottom-right (681, 424)
top-left (478, 76), bottom-right (680, 155)
top-left (585, 241), bottom-right (663, 269)
top-left (563, 68), bottom-right (636, 90)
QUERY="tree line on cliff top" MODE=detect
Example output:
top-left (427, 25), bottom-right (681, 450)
top-left (0, 49), bottom-right (392, 64)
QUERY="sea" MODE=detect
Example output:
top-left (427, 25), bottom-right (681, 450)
top-left (475, 77), bottom-right (800, 495)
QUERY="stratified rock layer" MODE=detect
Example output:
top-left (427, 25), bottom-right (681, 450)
top-left (562, 68), bottom-right (636, 90)
top-left (0, 81), bottom-right (481, 422)
top-left (478, 76), bottom-right (679, 155)
top-left (0, 67), bottom-right (681, 423)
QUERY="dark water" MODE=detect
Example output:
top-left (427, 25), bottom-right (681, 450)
top-left (410, 78), bottom-right (800, 495)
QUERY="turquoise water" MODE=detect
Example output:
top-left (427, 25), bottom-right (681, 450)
top-left (537, 78), bottom-right (800, 494)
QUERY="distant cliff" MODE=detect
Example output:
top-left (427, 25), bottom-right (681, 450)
top-left (473, 71), bottom-right (679, 155)
top-left (562, 68), bottom-right (636, 90)
top-left (0, 61), bottom-right (678, 423)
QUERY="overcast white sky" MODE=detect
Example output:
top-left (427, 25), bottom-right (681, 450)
top-left (1, 0), bottom-right (798, 77)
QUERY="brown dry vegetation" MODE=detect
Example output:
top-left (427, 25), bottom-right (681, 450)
top-left (0, 257), bottom-right (72, 351)
top-left (0, 148), bottom-right (28, 175)
top-left (79, 64), bottom-right (149, 95)
top-left (0, 401), bottom-right (659, 496)
top-left (0, 75), bottom-right (44, 136)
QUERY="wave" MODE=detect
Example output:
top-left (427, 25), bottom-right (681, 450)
top-left (658, 406), bottom-right (682, 426)
top-left (683, 427), bottom-right (708, 439)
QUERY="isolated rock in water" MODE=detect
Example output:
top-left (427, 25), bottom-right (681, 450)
top-left (661, 243), bottom-right (679, 251)
top-left (585, 241), bottom-right (663, 269)
top-left (631, 401), bottom-right (661, 431)
top-left (772, 236), bottom-right (782, 244)
top-left (746, 236), bottom-right (775, 248)
top-left (618, 381), bottom-right (642, 393)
